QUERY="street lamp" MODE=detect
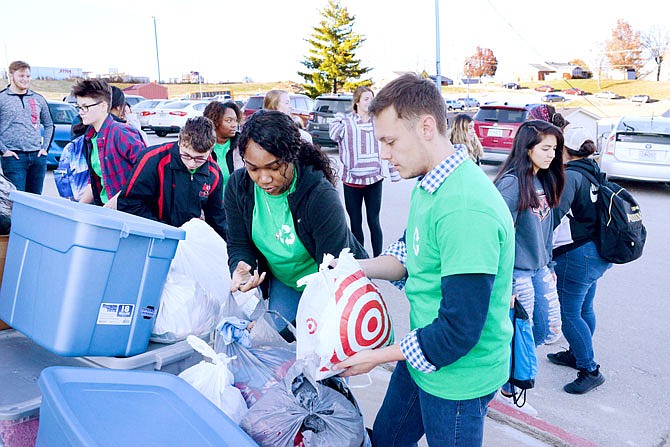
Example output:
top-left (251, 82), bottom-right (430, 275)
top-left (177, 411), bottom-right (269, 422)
top-left (466, 62), bottom-right (470, 109)
top-left (152, 16), bottom-right (161, 83)
top-left (434, 0), bottom-right (441, 90)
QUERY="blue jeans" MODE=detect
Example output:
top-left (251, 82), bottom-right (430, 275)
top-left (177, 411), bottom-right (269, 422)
top-left (1, 151), bottom-right (47, 194)
top-left (372, 361), bottom-right (495, 447)
top-left (513, 266), bottom-right (561, 346)
top-left (267, 278), bottom-right (303, 331)
top-left (554, 242), bottom-right (611, 371)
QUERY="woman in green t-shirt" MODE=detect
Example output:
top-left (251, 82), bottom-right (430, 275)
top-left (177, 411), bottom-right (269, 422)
top-left (224, 111), bottom-right (367, 335)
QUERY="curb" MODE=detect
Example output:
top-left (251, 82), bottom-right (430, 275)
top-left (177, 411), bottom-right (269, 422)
top-left (487, 400), bottom-right (601, 447)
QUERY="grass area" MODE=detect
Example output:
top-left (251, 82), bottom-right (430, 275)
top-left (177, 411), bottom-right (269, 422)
top-left (18, 79), bottom-right (301, 101)
top-left (440, 79), bottom-right (670, 100)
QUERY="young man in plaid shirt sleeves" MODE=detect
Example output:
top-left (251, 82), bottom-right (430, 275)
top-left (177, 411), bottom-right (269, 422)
top-left (72, 79), bottom-right (145, 208)
top-left (335, 73), bottom-right (515, 447)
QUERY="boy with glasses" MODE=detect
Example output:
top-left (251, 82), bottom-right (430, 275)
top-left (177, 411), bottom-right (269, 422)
top-left (71, 79), bottom-right (145, 208)
top-left (0, 60), bottom-right (53, 193)
top-left (118, 116), bottom-right (227, 240)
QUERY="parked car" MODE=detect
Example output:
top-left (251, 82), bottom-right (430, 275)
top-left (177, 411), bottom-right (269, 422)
top-left (148, 100), bottom-right (209, 137)
top-left (534, 85), bottom-right (555, 92)
top-left (595, 91), bottom-right (622, 100)
top-left (599, 116), bottom-right (670, 182)
top-left (542, 94), bottom-right (566, 103)
top-left (630, 94), bottom-right (651, 103)
top-left (472, 102), bottom-right (529, 163)
top-left (45, 101), bottom-right (78, 168)
top-left (306, 94), bottom-right (354, 147)
top-left (563, 88), bottom-right (587, 96)
top-left (458, 97), bottom-right (480, 108)
top-left (502, 82), bottom-right (521, 89)
top-left (445, 99), bottom-right (465, 111)
top-left (209, 94), bottom-right (232, 102)
top-left (133, 99), bottom-right (175, 129)
top-left (242, 93), bottom-right (315, 127)
top-left (124, 95), bottom-right (147, 107)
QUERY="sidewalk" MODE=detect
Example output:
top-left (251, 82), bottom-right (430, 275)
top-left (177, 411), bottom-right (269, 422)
top-left (350, 366), bottom-right (600, 447)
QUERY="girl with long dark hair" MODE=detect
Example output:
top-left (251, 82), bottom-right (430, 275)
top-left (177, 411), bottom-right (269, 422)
top-left (494, 120), bottom-right (565, 410)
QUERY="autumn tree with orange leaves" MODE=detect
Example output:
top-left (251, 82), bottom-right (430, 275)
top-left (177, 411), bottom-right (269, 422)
top-left (463, 47), bottom-right (498, 77)
top-left (605, 19), bottom-right (644, 75)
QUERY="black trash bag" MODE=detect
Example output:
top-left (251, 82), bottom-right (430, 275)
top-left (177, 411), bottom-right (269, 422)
top-left (240, 360), bottom-right (365, 447)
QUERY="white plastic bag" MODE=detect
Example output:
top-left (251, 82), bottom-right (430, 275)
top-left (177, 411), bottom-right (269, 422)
top-left (169, 218), bottom-right (231, 299)
top-left (152, 219), bottom-right (231, 342)
top-left (296, 248), bottom-right (394, 380)
top-left (178, 335), bottom-right (248, 424)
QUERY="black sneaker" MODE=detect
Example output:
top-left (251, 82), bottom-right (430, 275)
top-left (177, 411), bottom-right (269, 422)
top-left (564, 366), bottom-right (605, 394)
top-left (547, 350), bottom-right (577, 369)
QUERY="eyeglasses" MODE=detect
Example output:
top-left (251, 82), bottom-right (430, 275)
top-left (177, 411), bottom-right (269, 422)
top-left (179, 151), bottom-right (210, 164)
top-left (75, 101), bottom-right (102, 113)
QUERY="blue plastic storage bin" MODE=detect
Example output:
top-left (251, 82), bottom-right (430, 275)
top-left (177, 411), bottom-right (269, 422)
top-left (0, 191), bottom-right (185, 357)
top-left (36, 367), bottom-right (257, 447)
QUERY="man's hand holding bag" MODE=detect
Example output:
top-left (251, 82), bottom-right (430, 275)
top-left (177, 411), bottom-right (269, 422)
top-left (296, 248), bottom-right (394, 380)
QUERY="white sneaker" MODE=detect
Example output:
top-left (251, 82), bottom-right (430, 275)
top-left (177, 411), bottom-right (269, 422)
top-left (494, 390), bottom-right (538, 417)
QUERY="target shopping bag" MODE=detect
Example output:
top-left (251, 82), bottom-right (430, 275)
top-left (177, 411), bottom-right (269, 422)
top-left (296, 248), bottom-right (394, 380)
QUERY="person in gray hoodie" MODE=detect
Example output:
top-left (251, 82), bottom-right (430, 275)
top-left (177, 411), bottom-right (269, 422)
top-left (0, 61), bottom-right (53, 193)
top-left (494, 120), bottom-right (565, 412)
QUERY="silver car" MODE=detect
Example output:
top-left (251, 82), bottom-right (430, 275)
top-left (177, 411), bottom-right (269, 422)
top-left (133, 99), bottom-right (175, 129)
top-left (599, 116), bottom-right (670, 182)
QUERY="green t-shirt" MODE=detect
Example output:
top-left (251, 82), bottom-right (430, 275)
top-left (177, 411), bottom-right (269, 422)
top-left (405, 160), bottom-right (515, 400)
top-left (251, 173), bottom-right (317, 291)
top-left (90, 135), bottom-right (109, 204)
top-left (213, 141), bottom-right (231, 188)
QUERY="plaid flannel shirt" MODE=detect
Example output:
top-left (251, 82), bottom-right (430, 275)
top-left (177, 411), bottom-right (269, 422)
top-left (84, 114), bottom-right (146, 203)
top-left (393, 145), bottom-right (468, 373)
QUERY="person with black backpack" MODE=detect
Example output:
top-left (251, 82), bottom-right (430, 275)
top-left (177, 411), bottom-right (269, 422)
top-left (548, 126), bottom-right (613, 394)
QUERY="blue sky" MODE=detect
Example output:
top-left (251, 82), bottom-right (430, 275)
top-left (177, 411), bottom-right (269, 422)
top-left (1, 0), bottom-right (666, 84)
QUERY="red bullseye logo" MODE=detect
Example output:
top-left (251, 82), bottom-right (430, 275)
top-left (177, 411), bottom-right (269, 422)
top-left (306, 317), bottom-right (318, 335)
top-left (328, 270), bottom-right (393, 364)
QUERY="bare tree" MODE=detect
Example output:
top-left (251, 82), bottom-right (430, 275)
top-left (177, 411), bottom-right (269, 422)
top-left (641, 26), bottom-right (670, 81)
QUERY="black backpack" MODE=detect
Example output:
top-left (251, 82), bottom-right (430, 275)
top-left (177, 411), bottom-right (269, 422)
top-left (566, 164), bottom-right (646, 264)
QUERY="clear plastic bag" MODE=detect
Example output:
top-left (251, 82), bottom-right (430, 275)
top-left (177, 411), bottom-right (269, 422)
top-left (152, 275), bottom-right (221, 343)
top-left (178, 335), bottom-right (248, 424)
top-left (240, 360), bottom-right (365, 447)
top-left (214, 308), bottom-right (296, 408)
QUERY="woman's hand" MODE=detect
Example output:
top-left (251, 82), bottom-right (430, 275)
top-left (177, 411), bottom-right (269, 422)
top-left (231, 261), bottom-right (266, 292)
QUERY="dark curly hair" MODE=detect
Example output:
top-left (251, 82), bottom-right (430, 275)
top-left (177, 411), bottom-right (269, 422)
top-left (239, 110), bottom-right (336, 185)
top-left (203, 100), bottom-right (242, 127)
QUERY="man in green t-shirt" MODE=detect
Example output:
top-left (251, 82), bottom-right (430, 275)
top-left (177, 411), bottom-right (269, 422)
top-left (335, 74), bottom-right (515, 447)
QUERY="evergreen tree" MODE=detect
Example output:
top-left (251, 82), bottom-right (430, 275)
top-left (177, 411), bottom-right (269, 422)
top-left (299, 0), bottom-right (371, 97)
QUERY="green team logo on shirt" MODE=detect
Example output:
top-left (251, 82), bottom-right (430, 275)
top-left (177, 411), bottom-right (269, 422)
top-left (413, 226), bottom-right (420, 256)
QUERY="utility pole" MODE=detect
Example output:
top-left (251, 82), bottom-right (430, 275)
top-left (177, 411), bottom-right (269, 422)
top-left (434, 0), bottom-right (442, 92)
top-left (152, 16), bottom-right (161, 83)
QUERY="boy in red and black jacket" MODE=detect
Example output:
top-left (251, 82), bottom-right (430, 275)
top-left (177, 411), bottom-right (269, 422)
top-left (118, 116), bottom-right (227, 240)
